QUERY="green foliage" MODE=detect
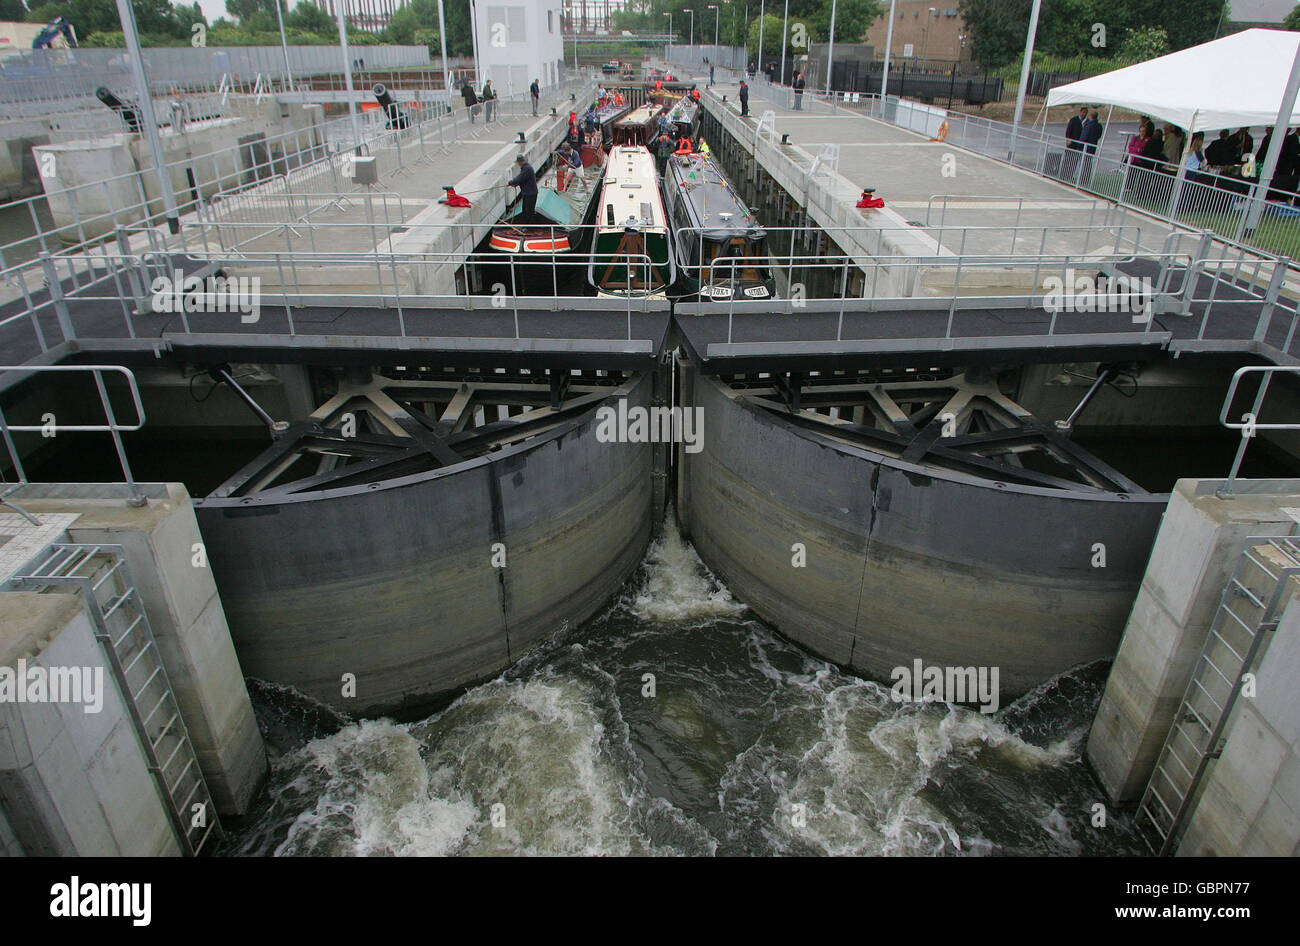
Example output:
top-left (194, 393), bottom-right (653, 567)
top-left (1116, 25), bottom-right (1170, 62)
top-left (0, 0), bottom-right (29, 21)
top-left (1285, 3), bottom-right (1300, 30)
top-left (960, 0), bottom-right (1224, 69)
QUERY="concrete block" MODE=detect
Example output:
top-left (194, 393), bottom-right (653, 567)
top-left (22, 484), bottom-right (267, 818)
top-left (0, 592), bottom-right (179, 856)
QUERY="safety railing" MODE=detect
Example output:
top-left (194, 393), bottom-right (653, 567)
top-left (0, 75), bottom-right (596, 279)
top-left (0, 364), bottom-right (147, 505)
top-left (1218, 365), bottom-right (1300, 496)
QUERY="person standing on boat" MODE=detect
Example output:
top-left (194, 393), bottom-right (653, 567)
top-left (655, 129), bottom-right (676, 176)
top-left (482, 80), bottom-right (497, 122)
top-left (530, 78), bottom-right (540, 116)
top-left (509, 154), bottom-right (538, 221)
top-left (559, 142), bottom-right (582, 169)
top-left (739, 80), bottom-right (749, 118)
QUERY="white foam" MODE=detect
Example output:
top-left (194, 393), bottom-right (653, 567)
top-left (629, 517), bottom-right (747, 623)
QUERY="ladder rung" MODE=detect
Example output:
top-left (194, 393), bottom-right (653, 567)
top-left (130, 665), bottom-right (163, 701)
top-left (1208, 626), bottom-right (1246, 664)
top-left (112, 614), bottom-right (144, 650)
top-left (168, 754), bottom-right (197, 792)
top-left (1190, 676), bottom-right (1225, 714)
top-left (1183, 703), bottom-right (1213, 734)
top-left (141, 691), bottom-right (170, 727)
top-left (90, 559), bottom-right (125, 592)
top-left (121, 640), bottom-right (153, 676)
top-left (1221, 604), bottom-right (1257, 638)
top-left (1164, 741), bottom-right (1198, 781)
top-left (150, 713), bottom-right (179, 751)
top-left (1229, 577), bottom-right (1266, 608)
top-left (100, 589), bottom-right (134, 620)
top-left (178, 779), bottom-right (204, 812)
top-left (157, 737), bottom-right (186, 775)
top-left (1147, 784), bottom-right (1177, 823)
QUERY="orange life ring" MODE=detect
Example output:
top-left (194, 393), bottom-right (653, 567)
top-left (930, 120), bottom-right (949, 143)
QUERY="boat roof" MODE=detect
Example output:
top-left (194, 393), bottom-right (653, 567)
top-left (599, 146), bottom-right (667, 231)
top-left (668, 97), bottom-right (698, 124)
top-left (666, 153), bottom-right (765, 240)
top-left (593, 101), bottom-right (630, 123)
top-left (616, 104), bottom-right (661, 127)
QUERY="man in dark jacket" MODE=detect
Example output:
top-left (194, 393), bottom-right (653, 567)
top-left (1079, 109), bottom-right (1103, 182)
top-left (739, 80), bottom-right (749, 117)
top-left (1066, 107), bottom-right (1086, 151)
top-left (509, 154), bottom-right (538, 221)
top-left (461, 80), bottom-right (479, 122)
top-left (792, 72), bottom-right (805, 110)
top-left (530, 78), bottom-right (540, 116)
top-left (655, 130), bottom-right (675, 176)
top-left (482, 80), bottom-right (497, 122)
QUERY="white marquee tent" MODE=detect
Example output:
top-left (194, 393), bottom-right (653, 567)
top-left (1047, 28), bottom-right (1300, 133)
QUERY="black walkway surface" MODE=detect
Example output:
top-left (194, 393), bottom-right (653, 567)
top-left (1, 254), bottom-right (1296, 381)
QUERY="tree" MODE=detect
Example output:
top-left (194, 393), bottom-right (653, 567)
top-left (1116, 25), bottom-right (1169, 61)
top-left (1286, 3), bottom-right (1300, 30)
top-left (0, 0), bottom-right (28, 21)
top-left (285, 1), bottom-right (333, 35)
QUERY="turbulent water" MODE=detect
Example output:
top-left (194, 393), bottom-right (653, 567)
top-left (221, 518), bottom-right (1146, 857)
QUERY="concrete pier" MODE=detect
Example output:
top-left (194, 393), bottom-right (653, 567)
top-left (1088, 479), bottom-right (1300, 804)
top-left (0, 482), bottom-right (267, 857)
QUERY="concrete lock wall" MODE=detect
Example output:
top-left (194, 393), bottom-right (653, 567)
top-left (0, 591), bottom-right (180, 856)
top-left (15, 484), bottom-right (268, 819)
top-left (193, 372), bottom-right (656, 716)
top-left (1087, 480), bottom-right (1300, 806)
top-left (1177, 579), bottom-right (1300, 856)
top-left (678, 368), bottom-right (1168, 695)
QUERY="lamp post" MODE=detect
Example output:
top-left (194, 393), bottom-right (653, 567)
top-left (880, 0), bottom-right (897, 115)
top-left (437, 0), bottom-right (451, 108)
top-left (709, 4), bottom-right (720, 52)
top-left (758, 0), bottom-right (765, 77)
top-left (333, 0), bottom-right (362, 155)
top-left (664, 11), bottom-right (672, 52)
top-left (687, 8), bottom-right (694, 47)
top-left (112, 0), bottom-right (179, 234)
top-left (273, 0), bottom-right (294, 92)
top-left (825, 0), bottom-right (837, 96)
top-left (1010, 0), bottom-right (1044, 162)
top-left (779, 0), bottom-right (788, 86)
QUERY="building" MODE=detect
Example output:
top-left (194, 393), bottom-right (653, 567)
top-left (1223, 0), bottom-right (1297, 31)
top-left (473, 1), bottom-right (566, 95)
top-left (311, 0), bottom-right (405, 33)
top-left (863, 2), bottom-right (972, 63)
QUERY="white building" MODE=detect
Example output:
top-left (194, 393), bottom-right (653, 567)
top-left (472, 1), bottom-right (567, 97)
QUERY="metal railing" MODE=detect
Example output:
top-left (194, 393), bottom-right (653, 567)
top-left (1218, 365), bottom-right (1300, 496)
top-left (0, 364), bottom-right (147, 504)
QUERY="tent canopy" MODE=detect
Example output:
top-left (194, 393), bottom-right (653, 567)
top-left (1046, 28), bottom-right (1300, 134)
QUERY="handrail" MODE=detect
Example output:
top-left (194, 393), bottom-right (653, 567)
top-left (1218, 365), bottom-right (1300, 496)
top-left (0, 364), bottom-right (147, 505)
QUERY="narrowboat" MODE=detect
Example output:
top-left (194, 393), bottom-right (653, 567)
top-left (588, 145), bottom-right (676, 297)
top-left (663, 151), bottom-right (777, 301)
top-left (612, 104), bottom-right (664, 147)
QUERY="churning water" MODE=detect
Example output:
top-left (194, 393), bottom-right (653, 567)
top-left (221, 518), bottom-right (1146, 857)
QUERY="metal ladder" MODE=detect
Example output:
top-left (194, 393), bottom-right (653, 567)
top-left (1135, 535), bottom-right (1300, 855)
top-left (7, 544), bottom-right (221, 855)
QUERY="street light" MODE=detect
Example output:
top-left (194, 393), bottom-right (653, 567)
top-left (779, 0), bottom-right (788, 86)
top-left (709, 4), bottom-right (721, 50)
top-left (686, 8), bottom-right (695, 47)
top-left (664, 11), bottom-right (673, 49)
top-left (825, 0), bottom-right (837, 96)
